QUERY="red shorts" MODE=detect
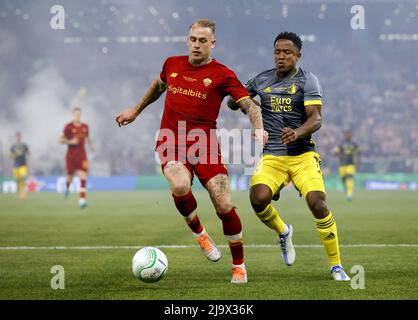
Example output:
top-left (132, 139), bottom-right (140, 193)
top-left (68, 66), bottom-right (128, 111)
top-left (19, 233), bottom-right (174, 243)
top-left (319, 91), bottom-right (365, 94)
top-left (66, 152), bottom-right (88, 175)
top-left (157, 143), bottom-right (228, 187)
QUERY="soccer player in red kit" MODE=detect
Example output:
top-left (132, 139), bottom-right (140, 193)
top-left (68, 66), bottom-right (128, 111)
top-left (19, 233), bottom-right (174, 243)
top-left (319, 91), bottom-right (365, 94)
top-left (116, 19), bottom-right (267, 283)
top-left (60, 107), bottom-right (95, 208)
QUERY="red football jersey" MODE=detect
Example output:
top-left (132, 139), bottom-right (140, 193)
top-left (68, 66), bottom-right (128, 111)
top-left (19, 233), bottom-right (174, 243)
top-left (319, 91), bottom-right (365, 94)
top-left (63, 122), bottom-right (89, 155)
top-left (158, 56), bottom-right (249, 145)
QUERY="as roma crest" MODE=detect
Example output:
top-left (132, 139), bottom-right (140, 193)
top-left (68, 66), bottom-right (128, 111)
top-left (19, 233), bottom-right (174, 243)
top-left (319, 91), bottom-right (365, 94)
top-left (203, 78), bottom-right (212, 87)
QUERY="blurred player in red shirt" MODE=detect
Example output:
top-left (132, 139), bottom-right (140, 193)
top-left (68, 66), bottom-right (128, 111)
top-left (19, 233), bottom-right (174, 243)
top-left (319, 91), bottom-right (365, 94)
top-left (116, 19), bottom-right (267, 284)
top-left (60, 107), bottom-right (95, 208)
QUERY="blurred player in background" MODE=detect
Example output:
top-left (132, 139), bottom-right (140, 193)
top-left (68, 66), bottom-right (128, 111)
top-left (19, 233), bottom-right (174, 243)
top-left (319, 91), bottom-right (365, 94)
top-left (333, 130), bottom-right (361, 201)
top-left (59, 107), bottom-right (95, 208)
top-left (10, 132), bottom-right (30, 199)
top-left (116, 19), bottom-right (267, 284)
top-left (228, 31), bottom-right (350, 281)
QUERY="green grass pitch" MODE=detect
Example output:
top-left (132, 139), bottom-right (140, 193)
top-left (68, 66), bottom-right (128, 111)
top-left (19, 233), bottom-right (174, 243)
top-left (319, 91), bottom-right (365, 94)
top-left (0, 190), bottom-right (417, 300)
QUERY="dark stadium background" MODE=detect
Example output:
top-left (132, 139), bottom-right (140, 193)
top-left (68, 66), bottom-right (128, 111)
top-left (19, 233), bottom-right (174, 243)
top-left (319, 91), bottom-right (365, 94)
top-left (1, 0), bottom-right (417, 187)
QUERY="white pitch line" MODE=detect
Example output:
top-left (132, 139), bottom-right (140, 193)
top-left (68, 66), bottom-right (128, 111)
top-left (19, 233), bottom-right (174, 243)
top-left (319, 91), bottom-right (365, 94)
top-left (0, 244), bottom-right (417, 250)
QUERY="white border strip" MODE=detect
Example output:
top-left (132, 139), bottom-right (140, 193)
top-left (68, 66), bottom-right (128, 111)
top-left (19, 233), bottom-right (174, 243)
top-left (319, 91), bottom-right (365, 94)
top-left (0, 244), bottom-right (417, 250)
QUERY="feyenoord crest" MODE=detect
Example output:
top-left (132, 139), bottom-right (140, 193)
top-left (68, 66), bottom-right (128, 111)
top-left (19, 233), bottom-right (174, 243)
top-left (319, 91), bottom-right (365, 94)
top-left (203, 78), bottom-right (212, 87)
top-left (288, 83), bottom-right (298, 94)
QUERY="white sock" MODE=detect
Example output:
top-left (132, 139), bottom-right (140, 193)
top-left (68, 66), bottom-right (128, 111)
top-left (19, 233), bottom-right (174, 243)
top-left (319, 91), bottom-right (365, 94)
top-left (280, 224), bottom-right (289, 236)
top-left (193, 228), bottom-right (206, 238)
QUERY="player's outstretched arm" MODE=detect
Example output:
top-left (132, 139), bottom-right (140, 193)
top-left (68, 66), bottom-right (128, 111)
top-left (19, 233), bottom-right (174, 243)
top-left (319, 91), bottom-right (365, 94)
top-left (226, 98), bottom-right (240, 111)
top-left (281, 104), bottom-right (322, 145)
top-left (58, 134), bottom-right (66, 144)
top-left (87, 136), bottom-right (95, 152)
top-left (355, 148), bottom-right (361, 167)
top-left (116, 77), bottom-right (166, 127)
top-left (59, 134), bottom-right (78, 146)
top-left (237, 98), bottom-right (268, 145)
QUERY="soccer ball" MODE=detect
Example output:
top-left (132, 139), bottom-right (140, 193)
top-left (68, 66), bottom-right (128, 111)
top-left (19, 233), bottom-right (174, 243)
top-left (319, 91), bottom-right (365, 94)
top-left (132, 247), bottom-right (168, 283)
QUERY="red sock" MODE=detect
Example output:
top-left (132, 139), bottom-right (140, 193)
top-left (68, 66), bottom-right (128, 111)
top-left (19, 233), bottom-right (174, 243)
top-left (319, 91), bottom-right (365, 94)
top-left (172, 191), bottom-right (203, 234)
top-left (229, 241), bottom-right (244, 266)
top-left (186, 215), bottom-right (203, 234)
top-left (217, 208), bottom-right (244, 265)
top-left (80, 179), bottom-right (86, 199)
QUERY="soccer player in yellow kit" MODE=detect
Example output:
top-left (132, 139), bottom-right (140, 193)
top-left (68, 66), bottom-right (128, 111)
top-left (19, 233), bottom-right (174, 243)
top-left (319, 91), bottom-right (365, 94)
top-left (229, 32), bottom-right (350, 281)
top-left (10, 132), bottom-right (30, 199)
top-left (334, 130), bottom-right (361, 201)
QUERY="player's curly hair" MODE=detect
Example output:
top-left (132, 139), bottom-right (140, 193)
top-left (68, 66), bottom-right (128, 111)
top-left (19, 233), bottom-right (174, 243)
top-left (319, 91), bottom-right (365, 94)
top-left (274, 32), bottom-right (302, 51)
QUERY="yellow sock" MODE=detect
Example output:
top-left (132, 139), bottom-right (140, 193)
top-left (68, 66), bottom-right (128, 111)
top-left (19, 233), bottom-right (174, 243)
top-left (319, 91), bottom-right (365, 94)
top-left (346, 177), bottom-right (354, 197)
top-left (315, 212), bottom-right (341, 267)
top-left (17, 180), bottom-right (27, 199)
top-left (255, 204), bottom-right (287, 235)
top-left (16, 179), bottom-right (21, 191)
top-left (18, 180), bottom-right (26, 192)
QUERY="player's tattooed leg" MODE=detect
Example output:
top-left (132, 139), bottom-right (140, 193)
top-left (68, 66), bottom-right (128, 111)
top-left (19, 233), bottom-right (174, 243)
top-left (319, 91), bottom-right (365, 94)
top-left (206, 174), bottom-right (233, 214)
top-left (164, 161), bottom-right (192, 196)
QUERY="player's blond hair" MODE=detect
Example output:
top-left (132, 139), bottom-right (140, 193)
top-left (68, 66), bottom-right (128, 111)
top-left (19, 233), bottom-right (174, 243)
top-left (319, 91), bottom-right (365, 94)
top-left (190, 19), bottom-right (216, 35)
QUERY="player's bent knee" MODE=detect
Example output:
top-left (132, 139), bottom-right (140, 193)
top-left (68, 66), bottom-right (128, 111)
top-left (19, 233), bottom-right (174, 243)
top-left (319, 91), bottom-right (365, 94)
top-left (250, 196), bottom-right (270, 213)
top-left (78, 172), bottom-right (87, 180)
top-left (250, 186), bottom-right (272, 212)
top-left (308, 199), bottom-right (329, 218)
top-left (214, 201), bottom-right (234, 215)
top-left (171, 182), bottom-right (191, 196)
